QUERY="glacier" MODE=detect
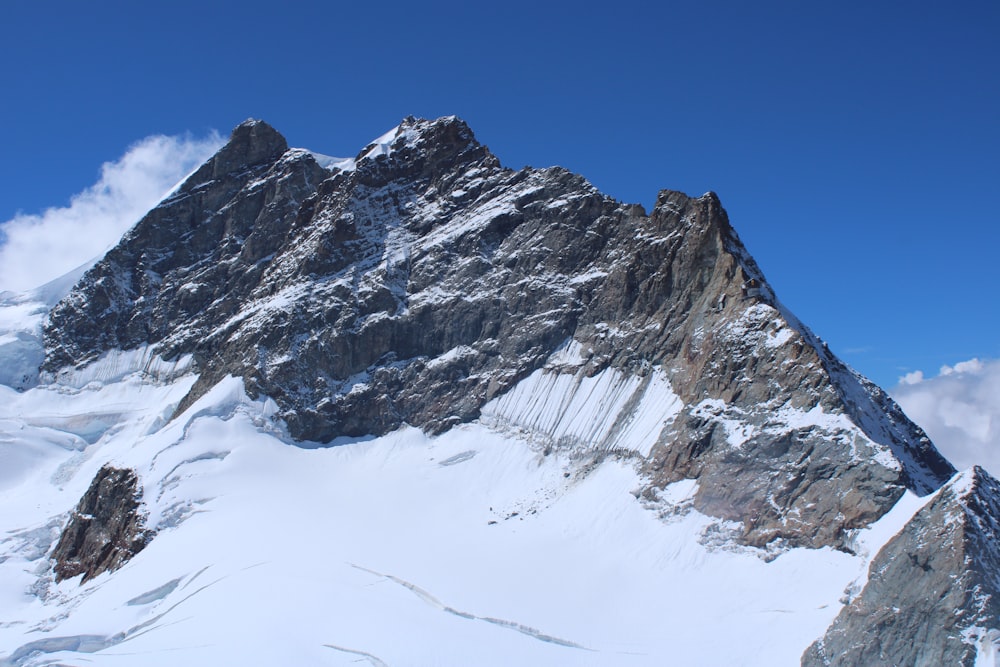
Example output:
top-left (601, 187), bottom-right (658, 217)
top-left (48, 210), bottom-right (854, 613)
top-left (0, 340), bottom-right (932, 666)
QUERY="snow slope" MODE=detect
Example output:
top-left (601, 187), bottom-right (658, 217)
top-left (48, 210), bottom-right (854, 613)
top-left (0, 262), bottom-right (91, 390)
top-left (0, 349), bottom-right (931, 666)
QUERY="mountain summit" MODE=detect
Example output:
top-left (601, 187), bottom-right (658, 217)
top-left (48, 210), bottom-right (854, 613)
top-left (1, 117), bottom-right (995, 665)
top-left (42, 116), bottom-right (952, 550)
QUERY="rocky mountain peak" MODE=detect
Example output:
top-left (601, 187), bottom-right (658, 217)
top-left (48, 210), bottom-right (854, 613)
top-left (351, 114), bottom-right (499, 186)
top-left (654, 188), bottom-right (719, 210)
top-left (9, 115), bottom-right (998, 665)
top-left (41, 116), bottom-right (954, 552)
top-left (182, 117), bottom-right (289, 187)
top-left (953, 464), bottom-right (1000, 502)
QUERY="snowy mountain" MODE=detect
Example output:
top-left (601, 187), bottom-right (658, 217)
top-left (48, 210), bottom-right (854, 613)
top-left (1, 116), bottom-right (997, 665)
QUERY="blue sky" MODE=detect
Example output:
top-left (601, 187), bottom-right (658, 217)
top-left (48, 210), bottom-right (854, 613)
top-left (1, 1), bottom-right (997, 390)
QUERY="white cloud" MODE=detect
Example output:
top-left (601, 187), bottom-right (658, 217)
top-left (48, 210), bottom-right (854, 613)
top-left (0, 132), bottom-right (223, 294)
top-left (892, 358), bottom-right (1000, 476)
top-left (940, 358), bottom-right (984, 376)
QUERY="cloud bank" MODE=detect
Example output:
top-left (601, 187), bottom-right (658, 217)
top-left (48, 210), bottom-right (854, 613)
top-left (0, 132), bottom-right (223, 294)
top-left (892, 358), bottom-right (1000, 477)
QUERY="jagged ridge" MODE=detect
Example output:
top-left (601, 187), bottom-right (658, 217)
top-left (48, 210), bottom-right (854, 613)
top-left (42, 116), bottom-right (953, 550)
top-left (804, 466), bottom-right (1000, 666)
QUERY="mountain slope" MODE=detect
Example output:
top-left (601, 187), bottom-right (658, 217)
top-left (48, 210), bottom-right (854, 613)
top-left (40, 117), bottom-right (952, 551)
top-left (0, 369), bottom-right (935, 666)
top-left (0, 116), bottom-right (987, 666)
top-left (804, 465), bottom-right (1000, 666)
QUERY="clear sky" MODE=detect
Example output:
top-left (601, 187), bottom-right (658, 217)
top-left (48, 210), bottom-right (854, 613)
top-left (1, 0), bottom-right (997, 390)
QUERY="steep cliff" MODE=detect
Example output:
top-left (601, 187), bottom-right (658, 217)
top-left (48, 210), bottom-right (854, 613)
top-left (42, 116), bottom-right (953, 551)
top-left (804, 466), bottom-right (1000, 666)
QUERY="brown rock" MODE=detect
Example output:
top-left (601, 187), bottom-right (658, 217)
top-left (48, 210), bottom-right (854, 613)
top-left (51, 466), bottom-right (151, 583)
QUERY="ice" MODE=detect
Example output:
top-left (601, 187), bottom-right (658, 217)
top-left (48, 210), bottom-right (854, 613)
top-left (0, 330), bottom-right (44, 390)
top-left (546, 338), bottom-right (589, 367)
top-left (126, 577), bottom-right (182, 606)
top-left (969, 627), bottom-right (1000, 666)
top-left (481, 346), bottom-right (683, 457)
top-left (0, 295), bottom-right (954, 667)
top-left (41, 346), bottom-right (194, 389)
top-left (0, 357), bottom-right (928, 666)
top-left (0, 261), bottom-right (157, 390)
top-left (0, 296), bottom-right (50, 390)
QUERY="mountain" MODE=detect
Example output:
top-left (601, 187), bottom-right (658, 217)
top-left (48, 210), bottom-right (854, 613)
top-left (804, 466), bottom-right (1000, 666)
top-left (40, 116), bottom-right (952, 548)
top-left (0, 116), bottom-right (995, 665)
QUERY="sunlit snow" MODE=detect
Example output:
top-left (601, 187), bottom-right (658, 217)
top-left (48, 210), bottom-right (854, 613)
top-left (0, 343), bottom-right (927, 666)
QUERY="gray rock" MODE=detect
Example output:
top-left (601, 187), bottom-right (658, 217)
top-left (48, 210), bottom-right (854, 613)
top-left (803, 466), bottom-right (1000, 666)
top-left (42, 116), bottom-right (954, 551)
top-left (50, 466), bottom-right (150, 583)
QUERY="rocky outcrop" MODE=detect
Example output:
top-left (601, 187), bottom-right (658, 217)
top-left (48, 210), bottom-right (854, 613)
top-left (51, 466), bottom-right (150, 583)
top-left (43, 119), bottom-right (320, 373)
top-left (41, 116), bottom-right (954, 550)
top-left (803, 466), bottom-right (1000, 666)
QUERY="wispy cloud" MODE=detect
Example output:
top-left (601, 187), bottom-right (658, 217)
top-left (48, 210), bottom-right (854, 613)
top-left (0, 132), bottom-right (223, 294)
top-left (892, 358), bottom-right (1000, 476)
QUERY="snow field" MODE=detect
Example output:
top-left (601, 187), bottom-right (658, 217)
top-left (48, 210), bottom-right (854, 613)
top-left (0, 351), bottom-right (931, 666)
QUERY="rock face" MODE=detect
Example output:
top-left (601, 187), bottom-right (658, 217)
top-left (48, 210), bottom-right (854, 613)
top-left (42, 116), bottom-right (953, 551)
top-left (51, 466), bottom-right (150, 583)
top-left (803, 466), bottom-right (1000, 666)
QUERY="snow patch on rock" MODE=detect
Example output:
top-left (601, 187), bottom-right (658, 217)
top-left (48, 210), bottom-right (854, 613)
top-left (481, 343), bottom-right (683, 457)
top-left (40, 346), bottom-right (194, 389)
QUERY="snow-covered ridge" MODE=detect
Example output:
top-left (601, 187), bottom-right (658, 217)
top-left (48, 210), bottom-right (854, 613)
top-left (360, 124), bottom-right (404, 161)
top-left (777, 295), bottom-right (953, 494)
top-left (720, 229), bottom-right (953, 494)
top-left (0, 113), bottom-right (986, 666)
top-left (307, 151), bottom-right (356, 172)
top-left (303, 121), bottom-right (415, 176)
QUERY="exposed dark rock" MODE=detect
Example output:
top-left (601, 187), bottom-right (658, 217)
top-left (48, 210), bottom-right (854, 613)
top-left (41, 116), bottom-right (954, 551)
top-left (51, 466), bottom-right (151, 583)
top-left (803, 466), bottom-right (1000, 666)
